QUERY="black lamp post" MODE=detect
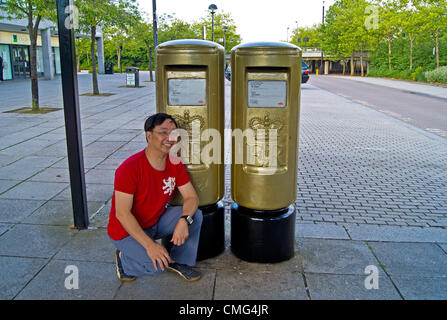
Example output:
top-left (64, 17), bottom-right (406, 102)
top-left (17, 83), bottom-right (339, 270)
top-left (223, 25), bottom-right (228, 52)
top-left (321, 0), bottom-right (325, 74)
top-left (208, 4), bottom-right (217, 42)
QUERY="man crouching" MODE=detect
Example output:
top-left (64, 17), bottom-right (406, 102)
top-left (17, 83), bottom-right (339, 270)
top-left (107, 113), bottom-right (202, 282)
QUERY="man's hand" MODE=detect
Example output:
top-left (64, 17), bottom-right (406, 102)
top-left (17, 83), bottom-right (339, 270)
top-left (171, 218), bottom-right (189, 246)
top-left (145, 240), bottom-right (173, 271)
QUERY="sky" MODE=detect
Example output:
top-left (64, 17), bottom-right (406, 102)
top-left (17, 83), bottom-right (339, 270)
top-left (138, 0), bottom-right (337, 43)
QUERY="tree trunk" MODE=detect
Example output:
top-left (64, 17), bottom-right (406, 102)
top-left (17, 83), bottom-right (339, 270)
top-left (350, 52), bottom-right (354, 76)
top-left (91, 25), bottom-right (99, 95)
top-left (410, 36), bottom-right (414, 70)
top-left (144, 40), bottom-right (153, 81)
top-left (435, 29), bottom-right (439, 68)
top-left (342, 60), bottom-right (346, 75)
top-left (27, 4), bottom-right (41, 111)
top-left (387, 38), bottom-right (392, 72)
top-left (360, 51), bottom-right (364, 77)
top-left (117, 48), bottom-right (121, 69)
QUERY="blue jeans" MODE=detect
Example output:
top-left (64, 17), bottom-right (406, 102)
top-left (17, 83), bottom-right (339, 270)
top-left (111, 206), bottom-right (203, 277)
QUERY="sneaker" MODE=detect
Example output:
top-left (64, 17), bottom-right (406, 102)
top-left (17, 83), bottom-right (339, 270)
top-left (167, 263), bottom-right (201, 282)
top-left (115, 249), bottom-right (136, 282)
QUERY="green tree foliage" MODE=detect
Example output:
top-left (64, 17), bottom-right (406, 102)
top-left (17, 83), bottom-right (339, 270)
top-left (290, 25), bottom-right (320, 49)
top-left (0, 0), bottom-right (55, 110)
top-left (76, 0), bottom-right (140, 94)
top-left (318, 0), bottom-right (446, 81)
top-left (193, 11), bottom-right (242, 52)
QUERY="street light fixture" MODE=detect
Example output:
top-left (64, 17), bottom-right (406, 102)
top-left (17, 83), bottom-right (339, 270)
top-left (223, 25), bottom-right (228, 52)
top-left (208, 4), bottom-right (218, 42)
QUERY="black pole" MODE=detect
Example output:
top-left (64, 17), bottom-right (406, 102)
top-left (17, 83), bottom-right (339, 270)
top-left (321, 1), bottom-right (325, 74)
top-left (152, 0), bottom-right (158, 48)
top-left (56, 0), bottom-right (89, 229)
top-left (211, 12), bottom-right (215, 42)
top-left (149, 47), bottom-right (153, 82)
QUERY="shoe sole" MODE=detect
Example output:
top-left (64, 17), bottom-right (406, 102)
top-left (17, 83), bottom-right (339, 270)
top-left (115, 250), bottom-right (136, 282)
top-left (167, 266), bottom-right (201, 282)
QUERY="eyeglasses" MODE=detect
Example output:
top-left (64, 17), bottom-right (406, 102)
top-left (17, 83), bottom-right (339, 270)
top-left (153, 130), bottom-right (179, 140)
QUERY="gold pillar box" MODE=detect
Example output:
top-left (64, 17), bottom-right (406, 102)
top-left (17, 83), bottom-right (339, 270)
top-left (155, 39), bottom-right (225, 207)
top-left (231, 42), bottom-right (302, 211)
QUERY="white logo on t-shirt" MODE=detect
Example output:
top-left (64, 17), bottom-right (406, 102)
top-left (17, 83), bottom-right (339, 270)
top-left (162, 177), bottom-right (176, 195)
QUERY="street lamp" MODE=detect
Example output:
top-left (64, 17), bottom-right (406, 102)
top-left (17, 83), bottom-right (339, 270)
top-left (320, 0), bottom-right (325, 74)
top-left (208, 4), bottom-right (217, 42)
top-left (223, 25), bottom-right (228, 52)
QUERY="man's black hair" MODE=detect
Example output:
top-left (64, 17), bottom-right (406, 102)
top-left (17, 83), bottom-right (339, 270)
top-left (144, 113), bottom-right (178, 132)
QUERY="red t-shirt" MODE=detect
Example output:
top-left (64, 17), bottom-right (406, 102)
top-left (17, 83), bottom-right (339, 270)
top-left (107, 149), bottom-right (190, 241)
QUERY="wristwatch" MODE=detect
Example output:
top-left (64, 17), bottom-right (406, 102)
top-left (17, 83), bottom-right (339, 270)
top-left (181, 215), bottom-right (193, 225)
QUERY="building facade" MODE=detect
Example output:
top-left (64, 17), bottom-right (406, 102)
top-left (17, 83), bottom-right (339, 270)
top-left (0, 3), bottom-right (104, 81)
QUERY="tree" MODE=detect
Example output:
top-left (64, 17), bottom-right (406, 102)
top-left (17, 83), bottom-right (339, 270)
top-left (291, 25), bottom-right (320, 49)
top-left (319, 0), bottom-right (372, 75)
top-left (0, 0), bottom-right (55, 111)
top-left (76, 0), bottom-right (139, 95)
top-left (194, 11), bottom-right (242, 52)
top-left (414, 0), bottom-right (447, 68)
top-left (377, 0), bottom-right (408, 71)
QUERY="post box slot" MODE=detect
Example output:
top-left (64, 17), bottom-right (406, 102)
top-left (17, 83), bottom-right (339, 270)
top-left (166, 66), bottom-right (207, 107)
top-left (245, 67), bottom-right (289, 108)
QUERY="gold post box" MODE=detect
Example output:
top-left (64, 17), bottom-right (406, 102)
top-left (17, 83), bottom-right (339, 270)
top-left (231, 42), bottom-right (301, 210)
top-left (230, 42), bottom-right (301, 263)
top-left (155, 39), bottom-right (225, 260)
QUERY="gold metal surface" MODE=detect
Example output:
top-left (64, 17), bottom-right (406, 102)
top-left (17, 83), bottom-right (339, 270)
top-left (156, 40), bottom-right (225, 206)
top-left (231, 42), bottom-right (302, 210)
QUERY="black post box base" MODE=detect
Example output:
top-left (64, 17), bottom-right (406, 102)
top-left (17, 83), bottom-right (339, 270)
top-left (162, 202), bottom-right (225, 262)
top-left (231, 203), bottom-right (296, 263)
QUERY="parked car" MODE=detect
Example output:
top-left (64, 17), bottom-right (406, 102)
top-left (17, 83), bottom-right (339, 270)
top-left (302, 61), bottom-right (309, 84)
top-left (225, 65), bottom-right (231, 81)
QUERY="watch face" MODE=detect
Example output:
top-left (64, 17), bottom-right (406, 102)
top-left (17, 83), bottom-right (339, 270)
top-left (186, 216), bottom-right (193, 225)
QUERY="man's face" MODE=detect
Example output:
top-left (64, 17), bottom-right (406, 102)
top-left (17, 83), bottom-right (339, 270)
top-left (146, 119), bottom-right (178, 155)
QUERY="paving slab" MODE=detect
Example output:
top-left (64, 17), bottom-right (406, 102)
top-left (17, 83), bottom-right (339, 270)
top-left (28, 167), bottom-right (71, 183)
top-left (305, 273), bottom-right (402, 300)
top-left (0, 179), bottom-right (20, 194)
top-left (345, 224), bottom-right (447, 243)
top-left (0, 256), bottom-right (48, 299)
top-left (0, 198), bottom-right (45, 223)
top-left (196, 248), bottom-right (304, 274)
top-left (0, 181), bottom-right (69, 200)
top-left (85, 168), bottom-right (115, 185)
top-left (390, 277), bottom-right (447, 300)
top-left (0, 162), bottom-right (45, 180)
top-left (367, 242), bottom-right (447, 277)
top-left (54, 228), bottom-right (115, 263)
top-left (15, 260), bottom-right (120, 300)
top-left (0, 224), bottom-right (77, 258)
top-left (114, 268), bottom-right (215, 300)
top-left (214, 269), bottom-right (308, 300)
top-left (296, 223), bottom-right (350, 240)
top-left (23, 200), bottom-right (104, 226)
top-left (53, 183), bottom-right (113, 202)
top-left (297, 238), bottom-right (378, 275)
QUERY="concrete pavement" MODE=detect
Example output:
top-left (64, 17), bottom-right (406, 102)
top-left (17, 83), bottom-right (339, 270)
top-left (0, 72), bottom-right (446, 300)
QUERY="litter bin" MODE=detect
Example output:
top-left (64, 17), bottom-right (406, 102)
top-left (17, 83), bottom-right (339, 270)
top-left (126, 67), bottom-right (139, 87)
top-left (105, 62), bottom-right (114, 74)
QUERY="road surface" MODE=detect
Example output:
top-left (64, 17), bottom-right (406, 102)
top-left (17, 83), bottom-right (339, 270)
top-left (308, 76), bottom-right (447, 139)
